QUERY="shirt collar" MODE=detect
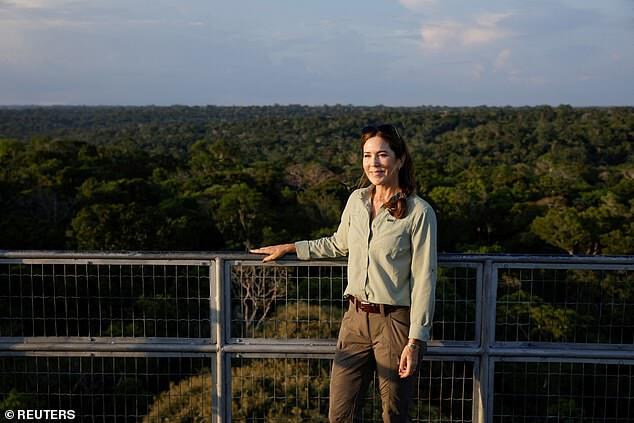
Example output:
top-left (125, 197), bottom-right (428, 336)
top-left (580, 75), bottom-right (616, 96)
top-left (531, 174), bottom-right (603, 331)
top-left (357, 185), bottom-right (373, 198)
top-left (357, 186), bottom-right (373, 215)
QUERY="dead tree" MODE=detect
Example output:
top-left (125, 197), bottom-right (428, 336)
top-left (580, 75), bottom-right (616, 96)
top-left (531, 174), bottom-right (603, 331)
top-left (231, 265), bottom-right (289, 332)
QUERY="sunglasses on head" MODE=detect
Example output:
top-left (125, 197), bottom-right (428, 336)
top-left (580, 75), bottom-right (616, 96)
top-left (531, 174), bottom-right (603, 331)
top-left (361, 124), bottom-right (402, 140)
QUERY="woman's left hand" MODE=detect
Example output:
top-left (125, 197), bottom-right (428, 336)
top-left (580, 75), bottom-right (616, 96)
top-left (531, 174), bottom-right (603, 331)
top-left (398, 343), bottom-right (420, 378)
top-left (250, 243), bottom-right (295, 262)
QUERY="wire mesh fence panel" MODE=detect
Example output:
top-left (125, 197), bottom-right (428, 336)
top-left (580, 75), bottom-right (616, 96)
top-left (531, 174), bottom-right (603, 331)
top-left (496, 267), bottom-right (634, 344)
top-left (229, 263), bottom-right (478, 342)
top-left (0, 263), bottom-right (211, 338)
top-left (359, 359), bottom-right (475, 423)
top-left (432, 265), bottom-right (478, 342)
top-left (0, 355), bottom-right (213, 423)
top-left (231, 357), bottom-right (331, 421)
top-left (230, 357), bottom-right (473, 422)
top-left (493, 361), bottom-right (634, 423)
top-left (230, 263), bottom-right (348, 340)
top-left (2, 254), bottom-right (632, 423)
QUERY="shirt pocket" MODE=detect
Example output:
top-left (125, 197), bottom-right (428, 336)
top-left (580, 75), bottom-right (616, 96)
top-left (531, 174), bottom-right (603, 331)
top-left (373, 233), bottom-right (411, 260)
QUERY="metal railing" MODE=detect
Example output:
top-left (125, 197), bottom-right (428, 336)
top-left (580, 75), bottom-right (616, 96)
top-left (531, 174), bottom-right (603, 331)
top-left (0, 252), bottom-right (632, 422)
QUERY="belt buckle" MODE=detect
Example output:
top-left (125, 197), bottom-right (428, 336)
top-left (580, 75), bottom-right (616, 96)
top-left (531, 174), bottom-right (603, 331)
top-left (361, 301), bottom-right (371, 306)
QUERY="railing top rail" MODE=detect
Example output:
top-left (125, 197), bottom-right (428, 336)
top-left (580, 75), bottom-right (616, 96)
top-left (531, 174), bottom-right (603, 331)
top-left (0, 250), bottom-right (632, 265)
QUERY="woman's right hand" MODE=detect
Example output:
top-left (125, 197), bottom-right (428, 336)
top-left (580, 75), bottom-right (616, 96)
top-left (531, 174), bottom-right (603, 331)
top-left (249, 243), bottom-right (296, 262)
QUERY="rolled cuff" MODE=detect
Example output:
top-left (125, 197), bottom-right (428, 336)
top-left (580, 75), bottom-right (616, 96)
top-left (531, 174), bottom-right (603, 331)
top-left (408, 323), bottom-right (431, 342)
top-left (294, 240), bottom-right (311, 260)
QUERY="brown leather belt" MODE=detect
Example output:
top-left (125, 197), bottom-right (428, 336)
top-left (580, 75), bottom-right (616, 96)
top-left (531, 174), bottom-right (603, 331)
top-left (348, 296), bottom-right (407, 315)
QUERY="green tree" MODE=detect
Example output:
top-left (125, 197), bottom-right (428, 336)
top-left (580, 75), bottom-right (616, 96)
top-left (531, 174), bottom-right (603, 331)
top-left (531, 207), bottom-right (592, 254)
top-left (142, 373), bottom-right (212, 423)
top-left (208, 183), bottom-right (270, 250)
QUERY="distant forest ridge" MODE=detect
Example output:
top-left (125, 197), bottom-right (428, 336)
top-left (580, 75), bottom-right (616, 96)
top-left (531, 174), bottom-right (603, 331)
top-left (0, 105), bottom-right (632, 254)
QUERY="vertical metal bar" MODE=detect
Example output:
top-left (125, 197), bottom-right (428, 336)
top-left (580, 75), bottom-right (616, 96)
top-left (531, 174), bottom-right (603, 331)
top-left (195, 261), bottom-right (200, 338)
top-left (30, 264), bottom-right (35, 335)
top-left (82, 264), bottom-right (88, 337)
top-left (73, 263), bottom-right (79, 337)
top-left (222, 260), bottom-right (233, 422)
top-left (213, 257), bottom-right (232, 423)
top-left (472, 357), bottom-right (481, 423)
top-left (472, 263), bottom-right (484, 423)
top-left (18, 264), bottom-right (25, 336)
top-left (52, 263), bottom-right (58, 336)
top-left (118, 265), bottom-right (123, 336)
top-left (133, 265), bottom-right (138, 337)
top-left (185, 265), bottom-right (190, 338)
top-left (486, 262), bottom-right (498, 423)
top-left (175, 265), bottom-right (180, 338)
top-left (209, 258), bottom-right (219, 422)
top-left (163, 264), bottom-right (168, 337)
top-left (475, 259), bottom-right (496, 423)
top-left (141, 264), bottom-right (146, 338)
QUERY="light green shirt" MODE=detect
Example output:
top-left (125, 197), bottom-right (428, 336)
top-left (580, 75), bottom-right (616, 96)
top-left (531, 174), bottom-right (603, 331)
top-left (295, 186), bottom-right (437, 341)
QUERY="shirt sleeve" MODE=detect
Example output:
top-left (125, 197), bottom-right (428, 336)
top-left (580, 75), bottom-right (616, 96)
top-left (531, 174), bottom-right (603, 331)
top-left (294, 194), bottom-right (353, 260)
top-left (408, 205), bottom-right (438, 341)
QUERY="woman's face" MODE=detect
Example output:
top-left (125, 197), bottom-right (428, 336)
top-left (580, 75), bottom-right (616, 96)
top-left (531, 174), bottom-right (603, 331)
top-left (363, 136), bottom-right (402, 188)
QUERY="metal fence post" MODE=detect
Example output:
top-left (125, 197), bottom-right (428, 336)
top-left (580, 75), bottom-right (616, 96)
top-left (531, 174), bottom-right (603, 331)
top-left (213, 257), bottom-right (229, 423)
top-left (475, 259), bottom-right (496, 423)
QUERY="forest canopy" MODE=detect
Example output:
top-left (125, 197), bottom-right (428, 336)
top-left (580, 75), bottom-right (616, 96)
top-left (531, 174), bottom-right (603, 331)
top-left (0, 105), bottom-right (632, 254)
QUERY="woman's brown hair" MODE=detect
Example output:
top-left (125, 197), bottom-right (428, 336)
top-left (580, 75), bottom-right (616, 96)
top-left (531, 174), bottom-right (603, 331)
top-left (358, 124), bottom-right (416, 219)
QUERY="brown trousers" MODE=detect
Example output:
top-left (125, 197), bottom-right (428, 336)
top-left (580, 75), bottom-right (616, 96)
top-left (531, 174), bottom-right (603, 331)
top-left (329, 300), bottom-right (415, 422)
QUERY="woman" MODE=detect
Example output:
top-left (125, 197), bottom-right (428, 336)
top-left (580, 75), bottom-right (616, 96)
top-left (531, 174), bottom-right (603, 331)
top-left (251, 124), bottom-right (437, 422)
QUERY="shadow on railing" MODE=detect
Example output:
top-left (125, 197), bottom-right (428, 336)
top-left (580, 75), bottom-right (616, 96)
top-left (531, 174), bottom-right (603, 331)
top-left (0, 251), bottom-right (632, 422)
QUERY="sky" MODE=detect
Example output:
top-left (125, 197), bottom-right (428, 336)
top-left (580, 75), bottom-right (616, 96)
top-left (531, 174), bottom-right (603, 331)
top-left (0, 0), bottom-right (632, 106)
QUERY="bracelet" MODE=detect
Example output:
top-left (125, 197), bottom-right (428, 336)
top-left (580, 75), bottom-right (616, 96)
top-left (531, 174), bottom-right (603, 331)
top-left (406, 342), bottom-right (420, 351)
